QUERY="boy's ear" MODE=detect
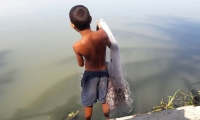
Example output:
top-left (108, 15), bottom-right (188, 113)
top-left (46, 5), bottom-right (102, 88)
top-left (90, 16), bottom-right (92, 23)
top-left (70, 22), bottom-right (79, 32)
top-left (70, 22), bottom-right (75, 29)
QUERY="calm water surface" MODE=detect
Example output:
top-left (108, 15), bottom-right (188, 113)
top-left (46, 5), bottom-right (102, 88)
top-left (0, 0), bottom-right (200, 120)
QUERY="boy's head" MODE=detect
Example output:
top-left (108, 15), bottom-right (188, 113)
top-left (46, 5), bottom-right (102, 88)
top-left (69, 5), bottom-right (91, 31)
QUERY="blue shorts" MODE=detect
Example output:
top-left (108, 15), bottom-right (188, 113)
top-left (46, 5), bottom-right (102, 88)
top-left (81, 70), bottom-right (109, 106)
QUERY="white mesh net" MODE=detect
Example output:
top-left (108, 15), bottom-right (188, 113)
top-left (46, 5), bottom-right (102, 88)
top-left (99, 19), bottom-right (134, 114)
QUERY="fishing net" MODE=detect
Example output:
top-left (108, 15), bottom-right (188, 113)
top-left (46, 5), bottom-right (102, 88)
top-left (98, 19), bottom-right (134, 114)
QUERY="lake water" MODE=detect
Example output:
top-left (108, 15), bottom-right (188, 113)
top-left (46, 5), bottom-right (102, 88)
top-left (0, 0), bottom-right (200, 120)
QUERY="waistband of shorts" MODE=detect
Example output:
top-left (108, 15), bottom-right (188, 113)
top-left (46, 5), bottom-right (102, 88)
top-left (84, 69), bottom-right (108, 73)
top-left (83, 69), bottom-right (109, 78)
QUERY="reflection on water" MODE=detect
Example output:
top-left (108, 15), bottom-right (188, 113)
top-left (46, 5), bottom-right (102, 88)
top-left (0, 0), bottom-right (200, 120)
top-left (8, 75), bottom-right (82, 120)
top-left (120, 17), bottom-right (200, 113)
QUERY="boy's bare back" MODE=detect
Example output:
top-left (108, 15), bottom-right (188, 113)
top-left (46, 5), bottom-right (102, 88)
top-left (73, 28), bottom-right (110, 71)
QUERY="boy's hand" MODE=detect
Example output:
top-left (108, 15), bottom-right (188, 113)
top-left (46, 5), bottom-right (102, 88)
top-left (96, 21), bottom-right (102, 31)
top-left (97, 22), bottom-right (102, 28)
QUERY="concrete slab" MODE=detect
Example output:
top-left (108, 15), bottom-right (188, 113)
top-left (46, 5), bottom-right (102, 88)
top-left (110, 106), bottom-right (200, 120)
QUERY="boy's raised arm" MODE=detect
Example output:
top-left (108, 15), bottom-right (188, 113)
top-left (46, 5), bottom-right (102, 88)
top-left (97, 22), bottom-right (111, 48)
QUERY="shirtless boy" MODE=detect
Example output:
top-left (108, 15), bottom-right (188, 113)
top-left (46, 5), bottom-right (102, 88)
top-left (69, 5), bottom-right (111, 120)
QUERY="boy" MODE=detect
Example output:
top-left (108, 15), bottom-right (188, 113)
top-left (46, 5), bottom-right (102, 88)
top-left (69, 5), bottom-right (111, 120)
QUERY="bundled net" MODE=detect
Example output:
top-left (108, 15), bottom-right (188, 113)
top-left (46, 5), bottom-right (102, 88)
top-left (99, 19), bottom-right (134, 114)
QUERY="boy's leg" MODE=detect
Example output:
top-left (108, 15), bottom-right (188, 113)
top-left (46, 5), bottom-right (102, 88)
top-left (102, 102), bottom-right (109, 120)
top-left (84, 106), bottom-right (93, 120)
top-left (98, 75), bottom-right (109, 120)
top-left (82, 73), bottom-right (99, 120)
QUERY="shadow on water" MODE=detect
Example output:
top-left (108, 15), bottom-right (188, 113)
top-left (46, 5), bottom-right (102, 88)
top-left (0, 50), bottom-right (19, 119)
top-left (0, 50), bottom-right (11, 70)
top-left (0, 70), bottom-right (16, 85)
top-left (0, 50), bottom-right (16, 94)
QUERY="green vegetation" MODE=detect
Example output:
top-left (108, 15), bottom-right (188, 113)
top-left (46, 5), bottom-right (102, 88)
top-left (152, 89), bottom-right (200, 112)
top-left (152, 90), bottom-right (180, 112)
top-left (62, 108), bottom-right (83, 120)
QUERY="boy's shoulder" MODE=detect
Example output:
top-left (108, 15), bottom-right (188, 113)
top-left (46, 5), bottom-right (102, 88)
top-left (97, 28), bottom-right (108, 39)
top-left (90, 28), bottom-right (108, 40)
top-left (73, 39), bottom-right (83, 52)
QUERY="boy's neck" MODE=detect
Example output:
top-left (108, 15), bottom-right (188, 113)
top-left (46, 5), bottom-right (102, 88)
top-left (79, 28), bottom-right (92, 37)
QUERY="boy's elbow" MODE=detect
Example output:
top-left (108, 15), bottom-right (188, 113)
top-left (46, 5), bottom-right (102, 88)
top-left (78, 63), bottom-right (84, 67)
top-left (79, 65), bottom-right (84, 67)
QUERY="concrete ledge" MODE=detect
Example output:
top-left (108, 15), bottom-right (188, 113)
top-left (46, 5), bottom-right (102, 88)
top-left (111, 106), bottom-right (200, 120)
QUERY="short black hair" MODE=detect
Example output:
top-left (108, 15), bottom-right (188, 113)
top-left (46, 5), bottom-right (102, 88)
top-left (69, 5), bottom-right (91, 31)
